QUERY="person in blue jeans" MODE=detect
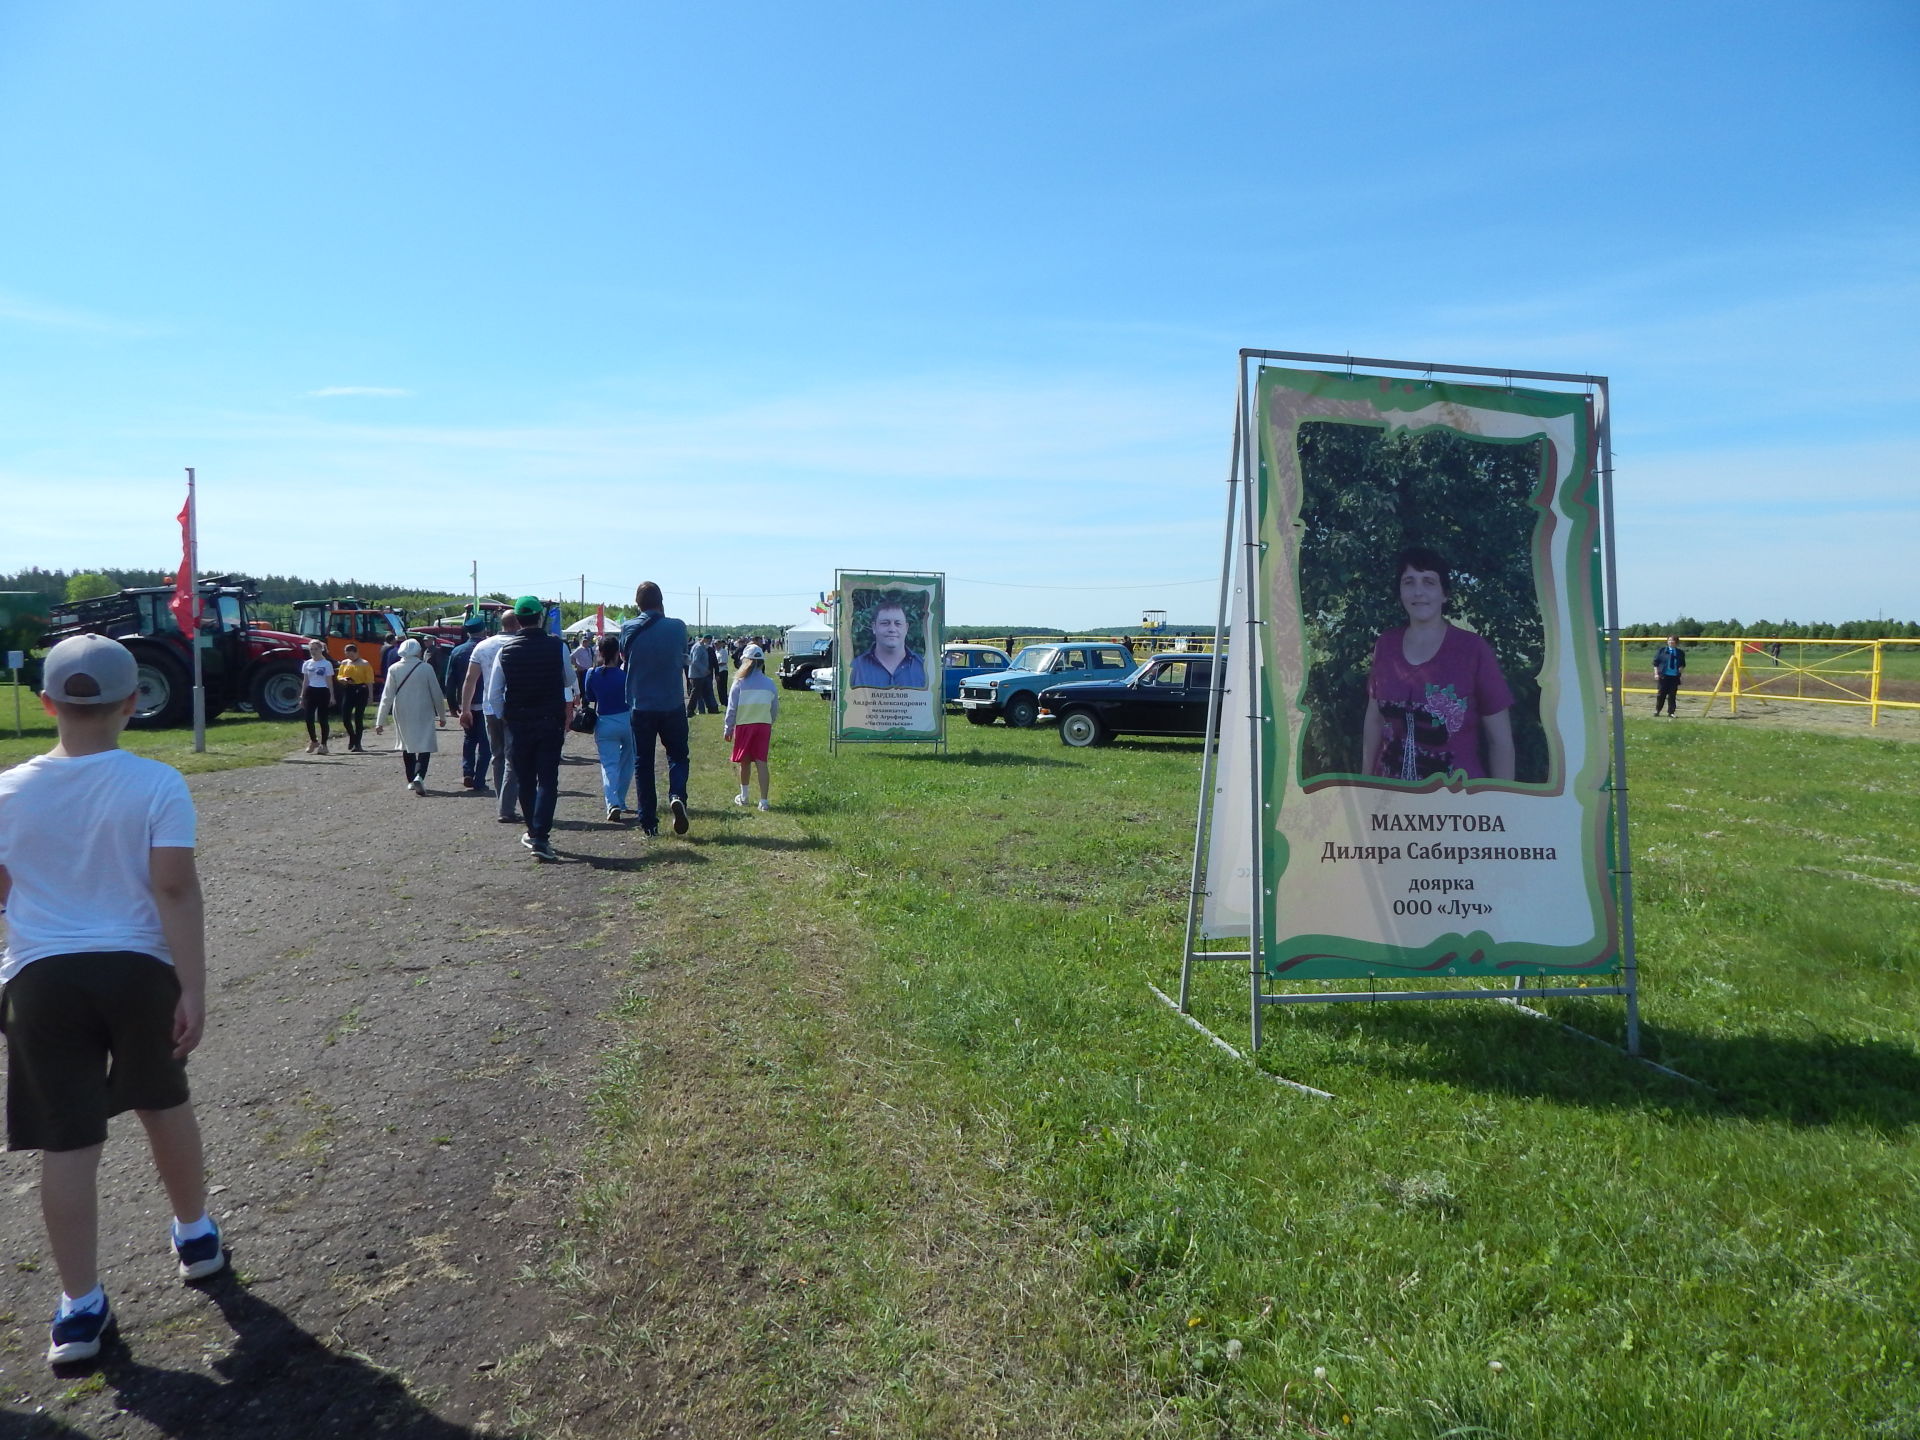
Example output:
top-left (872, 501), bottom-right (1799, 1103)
top-left (442, 617), bottom-right (491, 788)
top-left (620, 581), bottom-right (691, 838)
top-left (586, 634), bottom-right (635, 822)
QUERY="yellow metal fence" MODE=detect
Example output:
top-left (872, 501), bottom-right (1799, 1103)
top-left (1621, 637), bottom-right (1920, 726)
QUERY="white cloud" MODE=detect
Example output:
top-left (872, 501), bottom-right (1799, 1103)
top-left (305, 386), bottom-right (413, 399)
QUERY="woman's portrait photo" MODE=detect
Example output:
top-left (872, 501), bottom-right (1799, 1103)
top-left (1291, 421), bottom-right (1554, 788)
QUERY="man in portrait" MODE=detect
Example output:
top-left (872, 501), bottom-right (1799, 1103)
top-left (849, 595), bottom-right (927, 689)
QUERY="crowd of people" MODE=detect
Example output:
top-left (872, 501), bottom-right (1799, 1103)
top-left (282, 588), bottom-right (784, 861)
top-left (0, 583), bottom-right (788, 1368)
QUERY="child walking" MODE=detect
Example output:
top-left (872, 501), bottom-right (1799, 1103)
top-left (0, 636), bottom-right (225, 1366)
top-left (722, 643), bottom-right (779, 811)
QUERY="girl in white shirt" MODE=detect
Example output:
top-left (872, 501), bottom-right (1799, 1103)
top-left (300, 641), bottom-right (336, 754)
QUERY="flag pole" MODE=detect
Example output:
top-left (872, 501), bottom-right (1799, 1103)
top-left (187, 467), bottom-right (206, 753)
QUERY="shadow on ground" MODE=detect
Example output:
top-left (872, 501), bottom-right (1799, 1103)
top-left (874, 749), bottom-right (1082, 768)
top-left (1261, 1000), bottom-right (1920, 1131)
top-left (13, 1275), bottom-right (500, 1440)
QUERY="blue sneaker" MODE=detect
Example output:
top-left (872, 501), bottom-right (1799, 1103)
top-left (47, 1296), bottom-right (112, 1364)
top-left (175, 1219), bottom-right (227, 1281)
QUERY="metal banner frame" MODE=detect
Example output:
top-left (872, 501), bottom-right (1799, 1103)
top-left (1179, 350), bottom-right (1641, 1056)
top-left (829, 568), bottom-right (948, 754)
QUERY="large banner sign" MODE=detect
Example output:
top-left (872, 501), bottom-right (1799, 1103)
top-left (833, 571), bottom-right (944, 743)
top-left (1254, 367), bottom-right (1617, 978)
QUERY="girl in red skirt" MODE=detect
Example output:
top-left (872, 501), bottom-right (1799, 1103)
top-left (722, 644), bottom-right (780, 811)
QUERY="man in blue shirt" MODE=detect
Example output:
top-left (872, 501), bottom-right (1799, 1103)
top-left (1653, 635), bottom-right (1686, 717)
top-left (849, 598), bottom-right (927, 689)
top-left (620, 581), bottom-right (691, 837)
top-left (443, 616), bottom-right (490, 788)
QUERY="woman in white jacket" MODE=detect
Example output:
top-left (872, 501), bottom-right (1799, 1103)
top-left (374, 638), bottom-right (448, 795)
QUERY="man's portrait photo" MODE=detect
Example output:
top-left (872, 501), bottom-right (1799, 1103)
top-left (849, 590), bottom-right (929, 690)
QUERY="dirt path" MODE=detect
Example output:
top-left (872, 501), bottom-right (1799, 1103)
top-left (0, 734), bottom-right (662, 1438)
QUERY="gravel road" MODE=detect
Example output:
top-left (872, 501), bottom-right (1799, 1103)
top-left (0, 735), bottom-right (664, 1438)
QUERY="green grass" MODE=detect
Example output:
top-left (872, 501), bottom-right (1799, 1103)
top-left (578, 698), bottom-right (1918, 1438)
top-left (0, 677), bottom-right (302, 772)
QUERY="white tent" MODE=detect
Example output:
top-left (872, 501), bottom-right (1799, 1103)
top-left (783, 612), bottom-right (832, 653)
top-left (563, 614), bottom-right (622, 635)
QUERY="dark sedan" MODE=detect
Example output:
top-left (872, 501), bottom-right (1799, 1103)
top-left (1037, 652), bottom-right (1215, 746)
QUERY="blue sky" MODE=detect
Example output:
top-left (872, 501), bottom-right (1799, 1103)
top-left (1, 0), bottom-right (1914, 627)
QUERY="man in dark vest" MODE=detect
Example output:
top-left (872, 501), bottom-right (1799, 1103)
top-left (485, 595), bottom-right (577, 861)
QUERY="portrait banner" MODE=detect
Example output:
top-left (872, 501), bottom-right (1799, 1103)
top-left (1255, 367), bottom-right (1617, 979)
top-left (833, 570), bottom-right (944, 743)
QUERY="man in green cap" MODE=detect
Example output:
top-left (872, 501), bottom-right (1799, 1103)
top-left (483, 597), bottom-right (577, 861)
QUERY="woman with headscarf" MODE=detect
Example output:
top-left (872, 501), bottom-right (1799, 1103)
top-left (373, 637), bottom-right (449, 795)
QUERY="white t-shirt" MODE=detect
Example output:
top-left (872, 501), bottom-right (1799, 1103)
top-left (467, 633), bottom-right (511, 717)
top-left (0, 750), bottom-right (197, 980)
top-left (301, 657), bottom-right (334, 689)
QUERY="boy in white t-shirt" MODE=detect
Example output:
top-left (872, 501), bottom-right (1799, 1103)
top-left (0, 635), bottom-right (226, 1367)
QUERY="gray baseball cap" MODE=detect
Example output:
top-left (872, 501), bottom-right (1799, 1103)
top-left (41, 634), bottom-right (139, 705)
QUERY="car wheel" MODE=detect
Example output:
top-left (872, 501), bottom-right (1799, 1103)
top-left (1003, 693), bottom-right (1039, 728)
top-left (1058, 709), bottom-right (1107, 747)
top-left (964, 709), bottom-right (996, 726)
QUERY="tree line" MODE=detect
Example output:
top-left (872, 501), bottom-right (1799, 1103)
top-left (1622, 618), bottom-right (1920, 640)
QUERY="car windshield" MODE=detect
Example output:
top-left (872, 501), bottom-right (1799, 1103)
top-left (1008, 648), bottom-right (1056, 673)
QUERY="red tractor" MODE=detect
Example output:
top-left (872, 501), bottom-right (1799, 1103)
top-left (42, 577), bottom-right (308, 727)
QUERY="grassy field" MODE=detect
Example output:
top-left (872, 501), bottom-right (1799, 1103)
top-left (0, 677), bottom-right (307, 773)
top-left (560, 694), bottom-right (1919, 1438)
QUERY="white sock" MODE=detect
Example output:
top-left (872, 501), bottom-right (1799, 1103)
top-left (737, 785), bottom-right (749, 800)
top-left (172, 1213), bottom-right (215, 1243)
top-left (58, 1285), bottom-right (105, 1317)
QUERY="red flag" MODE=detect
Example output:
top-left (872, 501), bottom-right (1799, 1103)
top-left (168, 493), bottom-right (195, 633)
top-left (595, 603), bottom-right (605, 635)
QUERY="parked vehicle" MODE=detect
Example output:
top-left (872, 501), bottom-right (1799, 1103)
top-left (1038, 652), bottom-right (1216, 746)
top-left (410, 600), bottom-right (510, 664)
top-left (939, 643), bottom-right (1011, 702)
top-left (291, 599), bottom-right (411, 684)
top-left (780, 639), bottom-right (833, 690)
top-left (42, 577), bottom-right (308, 728)
top-left (810, 643), bottom-right (1012, 705)
top-left (957, 641), bottom-right (1136, 728)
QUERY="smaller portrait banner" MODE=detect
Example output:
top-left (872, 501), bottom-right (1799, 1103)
top-left (834, 571), bottom-right (944, 743)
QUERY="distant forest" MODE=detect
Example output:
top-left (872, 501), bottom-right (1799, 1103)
top-left (6, 569), bottom-right (1911, 642)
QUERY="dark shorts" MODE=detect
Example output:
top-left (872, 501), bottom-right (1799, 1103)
top-left (1, 951), bottom-right (190, 1153)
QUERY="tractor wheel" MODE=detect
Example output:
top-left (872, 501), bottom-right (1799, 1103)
top-left (964, 709), bottom-right (996, 726)
top-left (248, 659), bottom-right (306, 722)
top-left (1058, 709), bottom-right (1108, 747)
top-left (123, 644), bottom-right (191, 729)
top-left (1003, 693), bottom-right (1040, 729)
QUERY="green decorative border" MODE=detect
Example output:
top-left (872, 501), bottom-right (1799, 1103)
top-left (832, 571), bottom-right (946, 744)
top-left (1254, 368), bottom-right (1618, 978)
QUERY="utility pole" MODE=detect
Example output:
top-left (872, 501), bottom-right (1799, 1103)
top-left (471, 561), bottom-right (478, 600)
top-left (579, 574), bottom-right (586, 606)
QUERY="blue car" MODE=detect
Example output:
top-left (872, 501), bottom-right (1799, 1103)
top-left (940, 643), bottom-right (1011, 703)
top-left (807, 643), bottom-right (1011, 704)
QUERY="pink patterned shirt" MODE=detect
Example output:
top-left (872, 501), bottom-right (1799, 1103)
top-left (1367, 623), bottom-right (1514, 781)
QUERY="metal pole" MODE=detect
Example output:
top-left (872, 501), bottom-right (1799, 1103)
top-left (579, 574), bottom-right (586, 607)
top-left (471, 561), bottom-right (478, 600)
top-left (187, 467), bottom-right (206, 754)
top-left (1596, 385), bottom-right (1641, 1056)
top-left (1180, 401), bottom-right (1244, 1012)
top-left (1237, 355), bottom-right (1268, 1052)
